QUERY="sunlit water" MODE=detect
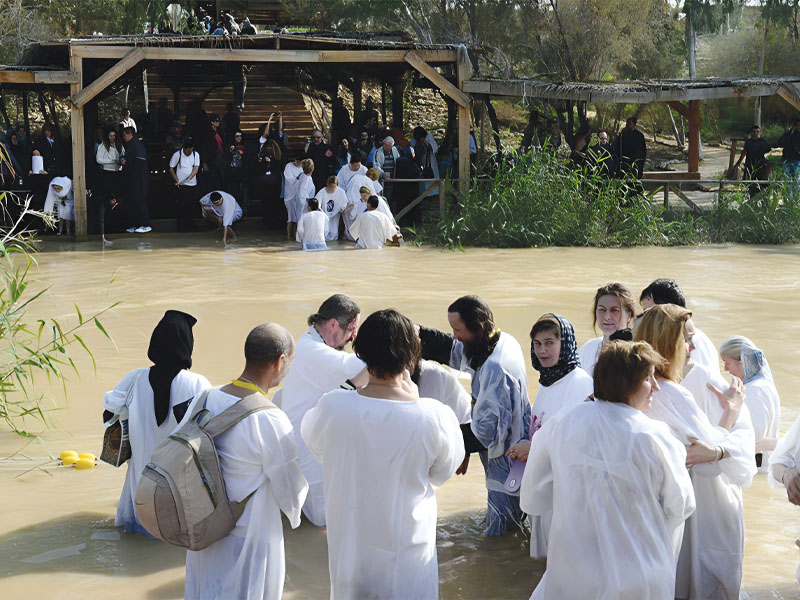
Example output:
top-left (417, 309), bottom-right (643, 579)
top-left (1, 233), bottom-right (800, 599)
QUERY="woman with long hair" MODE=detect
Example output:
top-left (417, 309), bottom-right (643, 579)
top-left (635, 304), bottom-right (755, 599)
top-left (578, 282), bottom-right (636, 376)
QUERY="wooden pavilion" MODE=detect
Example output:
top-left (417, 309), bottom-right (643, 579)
top-left (0, 33), bottom-right (473, 239)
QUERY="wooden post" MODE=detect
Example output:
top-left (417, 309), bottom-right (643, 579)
top-left (22, 91), bottom-right (29, 133)
top-left (456, 46), bottom-right (472, 193)
top-left (70, 50), bottom-right (88, 240)
top-left (688, 100), bottom-right (701, 174)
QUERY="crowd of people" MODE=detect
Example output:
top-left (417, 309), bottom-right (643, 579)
top-left (98, 276), bottom-right (800, 599)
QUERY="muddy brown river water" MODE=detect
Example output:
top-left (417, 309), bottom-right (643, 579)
top-left (1, 234), bottom-right (800, 599)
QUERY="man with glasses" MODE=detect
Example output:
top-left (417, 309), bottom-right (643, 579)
top-left (278, 294), bottom-right (367, 526)
top-left (305, 129), bottom-right (334, 191)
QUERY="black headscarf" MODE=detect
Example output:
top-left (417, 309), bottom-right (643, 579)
top-left (147, 310), bottom-right (196, 426)
top-left (530, 314), bottom-right (580, 387)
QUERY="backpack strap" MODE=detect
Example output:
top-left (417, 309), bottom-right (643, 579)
top-left (203, 384), bottom-right (277, 439)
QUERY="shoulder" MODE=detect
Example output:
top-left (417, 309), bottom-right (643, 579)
top-left (579, 337), bottom-right (602, 352)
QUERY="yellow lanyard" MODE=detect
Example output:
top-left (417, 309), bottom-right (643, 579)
top-left (231, 378), bottom-right (267, 396)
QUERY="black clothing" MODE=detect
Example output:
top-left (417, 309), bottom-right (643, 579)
top-left (777, 129), bottom-right (800, 163)
top-left (743, 137), bottom-right (771, 173)
top-left (122, 138), bottom-right (151, 228)
top-left (35, 135), bottom-right (60, 174)
top-left (306, 142), bottom-right (335, 191)
top-left (587, 142), bottom-right (617, 177)
top-left (615, 128), bottom-right (647, 178)
top-left (147, 310), bottom-right (197, 426)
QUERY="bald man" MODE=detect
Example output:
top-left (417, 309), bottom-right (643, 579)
top-left (185, 323), bottom-right (309, 600)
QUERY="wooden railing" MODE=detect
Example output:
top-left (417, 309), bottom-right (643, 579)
top-left (383, 178), bottom-right (446, 220)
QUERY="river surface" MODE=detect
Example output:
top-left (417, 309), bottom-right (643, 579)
top-left (1, 234), bottom-right (800, 599)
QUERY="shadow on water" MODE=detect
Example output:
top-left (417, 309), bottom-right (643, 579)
top-left (0, 512), bottom-right (185, 580)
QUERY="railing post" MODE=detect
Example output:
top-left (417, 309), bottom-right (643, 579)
top-left (439, 179), bottom-right (445, 215)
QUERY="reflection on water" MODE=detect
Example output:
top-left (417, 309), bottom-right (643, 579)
top-left (2, 234), bottom-right (800, 598)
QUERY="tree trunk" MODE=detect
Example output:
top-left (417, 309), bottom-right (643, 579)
top-left (37, 91), bottom-right (49, 127)
top-left (755, 15), bottom-right (769, 127)
top-left (520, 109), bottom-right (540, 151)
top-left (22, 91), bottom-right (29, 133)
top-left (483, 96), bottom-right (502, 156)
top-left (668, 106), bottom-right (684, 149)
top-left (687, 6), bottom-right (697, 79)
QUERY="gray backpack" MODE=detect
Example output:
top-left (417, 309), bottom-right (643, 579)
top-left (133, 384), bottom-right (276, 550)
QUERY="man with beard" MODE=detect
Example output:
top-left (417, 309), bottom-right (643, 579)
top-left (277, 294), bottom-right (368, 526)
top-left (305, 129), bottom-right (335, 191)
top-left (419, 295), bottom-right (531, 536)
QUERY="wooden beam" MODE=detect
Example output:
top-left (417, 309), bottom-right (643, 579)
top-left (777, 82), bottom-right (800, 112)
top-left (456, 46), bottom-right (472, 193)
top-left (395, 181), bottom-right (440, 221)
top-left (69, 47), bottom-right (144, 108)
top-left (687, 100), bottom-right (701, 174)
top-left (404, 51), bottom-right (469, 108)
top-left (0, 70), bottom-right (79, 85)
top-left (70, 44), bottom-right (457, 63)
top-left (665, 100), bottom-right (690, 119)
top-left (69, 51), bottom-right (87, 240)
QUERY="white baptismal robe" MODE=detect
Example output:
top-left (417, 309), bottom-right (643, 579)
top-left (315, 186), bottom-right (348, 240)
top-left (350, 209), bottom-right (397, 249)
top-left (528, 367), bottom-right (594, 558)
top-left (301, 390), bottom-right (464, 599)
top-left (296, 210), bottom-right (329, 249)
top-left (278, 327), bottom-right (365, 526)
top-left (645, 375), bottom-right (755, 600)
top-left (521, 400), bottom-right (695, 600)
top-left (769, 415), bottom-right (800, 582)
top-left (691, 327), bottom-right (722, 380)
top-left (744, 376), bottom-right (781, 471)
top-left (577, 336), bottom-right (602, 377)
top-left (417, 359), bottom-right (472, 424)
top-left (103, 368), bottom-right (211, 532)
top-left (184, 388), bottom-right (308, 600)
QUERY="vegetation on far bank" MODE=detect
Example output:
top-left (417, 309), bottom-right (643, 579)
top-left (414, 150), bottom-right (800, 249)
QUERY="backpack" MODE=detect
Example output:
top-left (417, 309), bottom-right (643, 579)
top-left (133, 384), bottom-right (276, 550)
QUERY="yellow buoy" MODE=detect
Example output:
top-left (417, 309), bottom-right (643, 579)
top-left (60, 450), bottom-right (78, 461)
top-left (78, 453), bottom-right (96, 461)
top-left (75, 458), bottom-right (95, 470)
top-left (61, 455), bottom-right (79, 466)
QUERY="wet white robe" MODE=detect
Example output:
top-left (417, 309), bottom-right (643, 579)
top-left (103, 367), bottom-right (211, 533)
top-left (521, 400), bottom-right (695, 600)
top-left (744, 376), bottom-right (781, 471)
top-left (315, 186), bottom-right (348, 240)
top-left (350, 209), bottom-right (397, 249)
top-left (279, 326), bottom-right (365, 526)
top-left (691, 327), bottom-right (722, 381)
top-left (301, 390), bottom-right (464, 599)
top-left (645, 375), bottom-right (755, 600)
top-left (417, 359), bottom-right (472, 424)
top-left (768, 415), bottom-right (800, 582)
top-left (296, 210), bottom-right (329, 250)
top-left (528, 367), bottom-right (594, 558)
top-left (184, 387), bottom-right (308, 600)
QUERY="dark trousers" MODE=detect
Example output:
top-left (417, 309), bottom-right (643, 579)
top-left (176, 185), bottom-right (198, 231)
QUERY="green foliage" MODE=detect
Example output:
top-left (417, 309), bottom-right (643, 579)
top-left (415, 150), bottom-right (800, 249)
top-left (0, 192), bottom-right (117, 436)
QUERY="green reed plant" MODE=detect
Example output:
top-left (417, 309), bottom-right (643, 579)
top-left (0, 192), bottom-right (117, 436)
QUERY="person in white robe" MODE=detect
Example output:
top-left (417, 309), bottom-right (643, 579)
top-left (635, 304), bottom-right (755, 600)
top-left (296, 197), bottom-right (329, 251)
top-left (577, 282), bottom-right (636, 376)
top-left (345, 173), bottom-right (376, 207)
top-left (199, 190), bottom-right (242, 245)
top-left (349, 196), bottom-right (402, 249)
top-left (102, 310), bottom-right (211, 534)
top-left (639, 278), bottom-right (723, 380)
top-left (507, 314), bottom-right (594, 558)
top-left (522, 340), bottom-right (695, 599)
top-left (768, 417), bottom-right (800, 583)
top-left (278, 294), bottom-right (366, 526)
top-left (719, 336), bottom-right (781, 471)
top-left (315, 175), bottom-right (348, 241)
top-left (282, 154), bottom-right (305, 239)
top-left (336, 154), bottom-right (367, 193)
top-left (184, 323), bottom-right (308, 600)
top-left (419, 295), bottom-right (531, 536)
top-left (44, 176), bottom-right (75, 235)
top-left (414, 359), bottom-right (472, 424)
top-left (301, 309), bottom-right (464, 599)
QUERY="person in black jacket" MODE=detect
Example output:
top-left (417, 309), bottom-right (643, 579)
top-left (121, 127), bottom-right (151, 233)
top-left (777, 118), bottom-right (800, 203)
top-left (734, 125), bottom-right (771, 197)
top-left (35, 123), bottom-right (61, 175)
top-left (614, 117), bottom-right (647, 179)
top-left (305, 129), bottom-right (335, 192)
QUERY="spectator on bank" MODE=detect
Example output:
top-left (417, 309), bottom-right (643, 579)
top-left (331, 97), bottom-right (351, 140)
top-left (777, 118), bottom-right (800, 202)
top-left (374, 136), bottom-right (400, 178)
top-left (360, 96), bottom-right (379, 129)
top-left (221, 102), bottom-right (240, 142)
top-left (8, 132), bottom-right (29, 180)
top-left (35, 123), bottom-right (61, 175)
top-left (735, 124), bottom-right (772, 198)
top-left (199, 190), bottom-right (242, 244)
top-left (588, 130), bottom-right (617, 177)
top-left (240, 17), bottom-right (257, 35)
top-left (356, 130), bottom-right (372, 158)
top-left (296, 197), bottom-right (329, 251)
top-left (96, 127), bottom-right (124, 218)
top-left (270, 120), bottom-right (289, 156)
top-left (169, 138), bottom-right (201, 232)
top-left (165, 122), bottom-right (183, 154)
top-left (200, 112), bottom-right (223, 188)
top-left (121, 126), bottom-right (151, 234)
top-left (0, 131), bottom-right (21, 190)
top-left (411, 126), bottom-right (440, 197)
top-left (119, 108), bottom-right (137, 132)
top-left (225, 130), bottom-right (248, 206)
top-left (305, 129), bottom-right (334, 191)
top-left (615, 116), bottom-right (647, 179)
top-left (336, 138), bottom-right (352, 169)
top-left (391, 147), bottom-right (423, 221)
